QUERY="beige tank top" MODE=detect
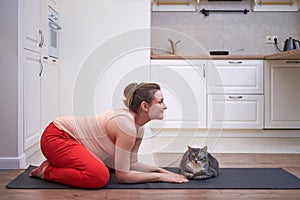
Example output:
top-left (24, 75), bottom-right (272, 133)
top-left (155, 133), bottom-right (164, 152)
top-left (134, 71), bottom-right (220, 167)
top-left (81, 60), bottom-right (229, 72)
top-left (53, 109), bottom-right (134, 166)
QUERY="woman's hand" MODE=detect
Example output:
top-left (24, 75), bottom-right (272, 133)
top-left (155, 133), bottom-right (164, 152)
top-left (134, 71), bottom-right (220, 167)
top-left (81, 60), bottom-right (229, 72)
top-left (158, 172), bottom-right (189, 183)
top-left (156, 168), bottom-right (188, 183)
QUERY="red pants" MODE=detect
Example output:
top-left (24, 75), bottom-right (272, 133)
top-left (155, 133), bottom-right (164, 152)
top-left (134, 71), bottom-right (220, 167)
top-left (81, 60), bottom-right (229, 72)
top-left (40, 122), bottom-right (110, 189)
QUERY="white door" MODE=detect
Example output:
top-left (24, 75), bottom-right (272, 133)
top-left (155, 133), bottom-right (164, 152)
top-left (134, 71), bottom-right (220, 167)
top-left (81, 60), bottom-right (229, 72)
top-left (265, 60), bottom-right (300, 128)
top-left (23, 49), bottom-right (41, 150)
top-left (151, 60), bottom-right (206, 128)
top-left (41, 58), bottom-right (60, 129)
top-left (23, 0), bottom-right (41, 52)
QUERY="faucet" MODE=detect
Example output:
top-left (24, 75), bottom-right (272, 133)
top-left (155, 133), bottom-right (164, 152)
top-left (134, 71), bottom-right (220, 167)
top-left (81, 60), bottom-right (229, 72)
top-left (167, 38), bottom-right (181, 54)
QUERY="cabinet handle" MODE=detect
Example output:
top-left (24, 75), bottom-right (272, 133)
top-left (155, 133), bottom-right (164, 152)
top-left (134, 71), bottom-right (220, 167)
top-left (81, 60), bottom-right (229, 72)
top-left (286, 60), bottom-right (300, 64)
top-left (228, 95), bottom-right (243, 99)
top-left (202, 65), bottom-right (206, 78)
top-left (38, 30), bottom-right (44, 48)
top-left (39, 59), bottom-right (44, 77)
top-left (228, 61), bottom-right (242, 64)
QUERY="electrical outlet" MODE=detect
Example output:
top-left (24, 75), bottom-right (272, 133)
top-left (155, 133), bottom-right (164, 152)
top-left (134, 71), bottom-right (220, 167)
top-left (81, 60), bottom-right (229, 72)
top-left (265, 36), bottom-right (279, 44)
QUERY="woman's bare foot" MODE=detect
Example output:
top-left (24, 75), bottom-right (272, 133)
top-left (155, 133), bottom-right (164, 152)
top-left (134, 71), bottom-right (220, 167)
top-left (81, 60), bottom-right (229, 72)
top-left (29, 160), bottom-right (49, 179)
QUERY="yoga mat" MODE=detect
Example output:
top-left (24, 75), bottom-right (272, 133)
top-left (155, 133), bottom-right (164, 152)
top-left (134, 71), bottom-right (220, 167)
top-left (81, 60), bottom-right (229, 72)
top-left (6, 165), bottom-right (300, 189)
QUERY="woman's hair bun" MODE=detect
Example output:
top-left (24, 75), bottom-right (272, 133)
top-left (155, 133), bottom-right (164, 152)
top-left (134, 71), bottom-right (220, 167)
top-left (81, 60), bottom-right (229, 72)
top-left (123, 83), bottom-right (138, 108)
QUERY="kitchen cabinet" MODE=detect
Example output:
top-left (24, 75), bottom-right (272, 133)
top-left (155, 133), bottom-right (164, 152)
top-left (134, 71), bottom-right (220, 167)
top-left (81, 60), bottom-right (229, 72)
top-left (265, 60), bottom-right (300, 129)
top-left (23, 0), bottom-right (48, 53)
top-left (152, 0), bottom-right (198, 12)
top-left (49, 0), bottom-right (59, 12)
top-left (23, 0), bottom-right (54, 151)
top-left (23, 53), bottom-right (60, 151)
top-left (150, 60), bottom-right (206, 129)
top-left (23, 0), bottom-right (42, 52)
top-left (207, 60), bottom-right (263, 94)
top-left (207, 60), bottom-right (264, 129)
top-left (41, 58), bottom-right (60, 129)
top-left (208, 95), bottom-right (264, 129)
top-left (23, 50), bottom-right (41, 150)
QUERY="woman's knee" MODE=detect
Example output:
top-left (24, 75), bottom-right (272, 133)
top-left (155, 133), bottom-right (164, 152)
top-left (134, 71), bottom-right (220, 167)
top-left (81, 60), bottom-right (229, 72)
top-left (86, 165), bottom-right (110, 188)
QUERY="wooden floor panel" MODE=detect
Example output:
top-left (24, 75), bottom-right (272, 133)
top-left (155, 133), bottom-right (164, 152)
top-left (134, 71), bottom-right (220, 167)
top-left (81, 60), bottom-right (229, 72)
top-left (1, 154), bottom-right (300, 200)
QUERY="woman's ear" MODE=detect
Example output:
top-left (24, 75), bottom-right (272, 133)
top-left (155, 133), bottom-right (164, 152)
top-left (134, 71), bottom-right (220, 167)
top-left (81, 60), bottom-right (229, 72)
top-left (140, 101), bottom-right (150, 112)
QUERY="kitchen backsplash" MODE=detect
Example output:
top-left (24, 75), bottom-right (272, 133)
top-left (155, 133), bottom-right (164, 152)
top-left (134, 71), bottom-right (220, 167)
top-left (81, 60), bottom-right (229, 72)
top-left (151, 0), bottom-right (300, 56)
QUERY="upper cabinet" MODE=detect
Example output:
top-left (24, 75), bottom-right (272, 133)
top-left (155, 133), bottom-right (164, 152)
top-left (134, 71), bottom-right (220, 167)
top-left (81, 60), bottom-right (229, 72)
top-left (23, 0), bottom-right (42, 52)
top-left (49, 0), bottom-right (59, 12)
top-left (23, 0), bottom-right (48, 54)
top-left (152, 0), bottom-right (199, 11)
top-left (253, 0), bottom-right (299, 11)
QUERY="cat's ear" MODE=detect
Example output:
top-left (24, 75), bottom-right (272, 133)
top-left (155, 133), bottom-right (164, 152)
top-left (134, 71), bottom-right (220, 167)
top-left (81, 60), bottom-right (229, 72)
top-left (187, 146), bottom-right (192, 152)
top-left (203, 146), bottom-right (208, 152)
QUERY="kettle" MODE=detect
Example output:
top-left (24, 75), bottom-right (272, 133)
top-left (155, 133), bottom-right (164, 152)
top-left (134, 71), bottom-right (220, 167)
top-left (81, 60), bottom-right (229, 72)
top-left (283, 37), bottom-right (297, 51)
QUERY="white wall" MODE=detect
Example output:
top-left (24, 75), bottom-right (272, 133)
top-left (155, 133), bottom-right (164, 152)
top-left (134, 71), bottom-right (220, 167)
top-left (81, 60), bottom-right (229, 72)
top-left (59, 0), bottom-right (151, 116)
top-left (0, 0), bottom-right (26, 168)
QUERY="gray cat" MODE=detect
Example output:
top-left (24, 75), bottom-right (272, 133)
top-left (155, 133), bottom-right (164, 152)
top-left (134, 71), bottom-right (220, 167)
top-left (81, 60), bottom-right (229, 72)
top-left (179, 146), bottom-right (219, 180)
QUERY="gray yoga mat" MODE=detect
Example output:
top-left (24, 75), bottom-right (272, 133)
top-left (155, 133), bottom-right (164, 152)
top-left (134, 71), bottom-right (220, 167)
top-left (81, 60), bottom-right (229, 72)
top-left (6, 165), bottom-right (300, 189)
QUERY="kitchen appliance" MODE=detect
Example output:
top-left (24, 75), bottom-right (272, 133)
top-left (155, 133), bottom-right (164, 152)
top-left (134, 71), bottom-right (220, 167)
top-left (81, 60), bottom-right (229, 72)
top-left (275, 37), bottom-right (299, 52)
top-left (210, 50), bottom-right (229, 55)
top-left (283, 37), bottom-right (297, 51)
top-left (48, 6), bottom-right (61, 58)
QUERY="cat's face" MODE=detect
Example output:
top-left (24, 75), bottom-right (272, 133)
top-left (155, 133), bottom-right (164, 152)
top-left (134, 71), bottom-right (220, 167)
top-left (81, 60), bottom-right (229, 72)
top-left (187, 146), bottom-right (208, 171)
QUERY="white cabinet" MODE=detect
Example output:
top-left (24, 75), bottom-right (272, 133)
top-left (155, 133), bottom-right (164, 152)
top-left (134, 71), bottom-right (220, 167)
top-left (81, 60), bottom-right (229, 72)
top-left (23, 50), bottom-right (41, 150)
top-left (49, 0), bottom-right (59, 12)
top-left (41, 58), bottom-right (60, 129)
top-left (23, 0), bottom-right (59, 151)
top-left (208, 95), bottom-right (264, 129)
top-left (207, 60), bottom-right (264, 129)
top-left (23, 0), bottom-right (42, 52)
top-left (150, 60), bottom-right (206, 128)
top-left (23, 0), bottom-right (48, 53)
top-left (207, 60), bottom-right (263, 94)
top-left (265, 60), bottom-right (300, 129)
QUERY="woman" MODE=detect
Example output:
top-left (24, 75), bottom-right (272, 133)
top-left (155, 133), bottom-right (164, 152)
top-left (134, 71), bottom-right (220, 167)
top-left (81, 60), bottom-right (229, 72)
top-left (30, 82), bottom-right (188, 188)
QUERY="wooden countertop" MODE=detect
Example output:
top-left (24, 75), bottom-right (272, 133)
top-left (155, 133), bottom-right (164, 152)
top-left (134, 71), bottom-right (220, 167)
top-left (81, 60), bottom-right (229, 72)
top-left (151, 49), bottom-right (300, 60)
top-left (264, 49), bottom-right (300, 60)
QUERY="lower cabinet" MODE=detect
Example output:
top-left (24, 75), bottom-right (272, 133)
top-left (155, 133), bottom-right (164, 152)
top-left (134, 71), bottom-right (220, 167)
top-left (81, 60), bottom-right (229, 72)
top-left (265, 60), bottom-right (300, 129)
top-left (23, 50), bottom-right (41, 150)
top-left (150, 60), bottom-right (206, 129)
top-left (207, 60), bottom-right (264, 129)
top-left (24, 50), bottom-right (60, 151)
top-left (41, 58), bottom-right (60, 129)
top-left (208, 95), bottom-right (264, 129)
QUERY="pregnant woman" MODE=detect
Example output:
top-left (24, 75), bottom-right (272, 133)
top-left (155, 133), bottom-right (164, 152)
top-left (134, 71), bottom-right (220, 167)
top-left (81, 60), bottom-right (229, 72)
top-left (30, 82), bottom-right (188, 188)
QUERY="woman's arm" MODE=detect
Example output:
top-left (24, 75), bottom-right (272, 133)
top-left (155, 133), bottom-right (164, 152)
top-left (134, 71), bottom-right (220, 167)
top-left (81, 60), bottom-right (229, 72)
top-left (108, 117), bottom-right (188, 184)
top-left (129, 129), bottom-right (179, 175)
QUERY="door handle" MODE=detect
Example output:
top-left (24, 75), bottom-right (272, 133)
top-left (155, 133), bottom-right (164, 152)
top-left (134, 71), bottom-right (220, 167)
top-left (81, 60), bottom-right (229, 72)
top-left (39, 59), bottom-right (44, 77)
top-left (228, 95), bottom-right (243, 99)
top-left (228, 61), bottom-right (243, 64)
top-left (286, 60), bottom-right (300, 64)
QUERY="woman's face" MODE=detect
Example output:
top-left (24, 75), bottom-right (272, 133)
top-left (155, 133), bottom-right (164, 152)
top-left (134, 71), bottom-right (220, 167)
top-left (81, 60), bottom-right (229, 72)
top-left (148, 90), bottom-right (167, 120)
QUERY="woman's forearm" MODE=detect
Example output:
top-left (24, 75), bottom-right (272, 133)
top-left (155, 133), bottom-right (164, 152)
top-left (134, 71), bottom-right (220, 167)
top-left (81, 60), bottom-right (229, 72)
top-left (130, 161), bottom-right (162, 173)
top-left (116, 170), bottom-right (161, 183)
top-left (116, 169), bottom-right (188, 184)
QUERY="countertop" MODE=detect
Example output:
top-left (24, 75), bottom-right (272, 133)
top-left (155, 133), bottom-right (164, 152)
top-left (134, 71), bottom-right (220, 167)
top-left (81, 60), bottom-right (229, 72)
top-left (151, 49), bottom-right (300, 60)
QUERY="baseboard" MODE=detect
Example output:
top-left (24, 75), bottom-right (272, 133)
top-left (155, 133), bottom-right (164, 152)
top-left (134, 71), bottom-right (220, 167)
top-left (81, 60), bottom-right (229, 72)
top-left (0, 154), bottom-right (26, 169)
top-left (147, 128), bottom-right (300, 138)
